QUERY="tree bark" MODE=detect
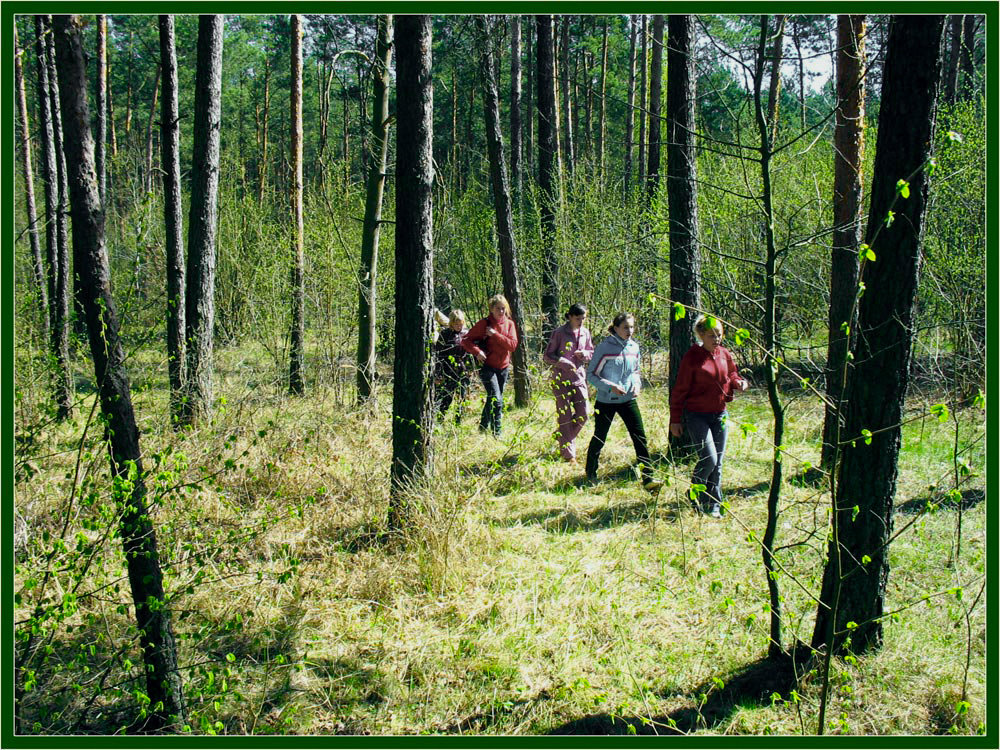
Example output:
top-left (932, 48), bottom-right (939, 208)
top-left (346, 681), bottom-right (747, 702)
top-left (536, 15), bottom-right (560, 339)
top-left (289, 15), bottom-right (305, 395)
top-left (38, 15), bottom-right (74, 419)
top-left (959, 14), bottom-right (976, 99)
top-left (598, 18), bottom-right (608, 181)
top-left (257, 61), bottom-right (270, 203)
top-left (143, 63), bottom-right (161, 193)
top-left (822, 15), bottom-right (866, 470)
top-left (624, 16), bottom-right (637, 200)
top-left (389, 14), bottom-right (435, 530)
top-left (510, 15), bottom-right (523, 216)
top-left (666, 15), bottom-right (702, 401)
top-left (766, 16), bottom-right (787, 144)
top-left (638, 15), bottom-right (648, 188)
top-left (479, 16), bottom-right (531, 408)
top-left (356, 14), bottom-right (393, 402)
top-left (15, 26), bottom-right (49, 340)
top-left (753, 14), bottom-right (788, 659)
top-left (52, 15), bottom-right (185, 729)
top-left (646, 15), bottom-right (664, 201)
top-left (812, 14), bottom-right (945, 657)
top-left (181, 15), bottom-right (224, 424)
top-left (95, 15), bottom-right (108, 206)
top-left (159, 16), bottom-right (186, 419)
top-left (559, 15), bottom-right (575, 178)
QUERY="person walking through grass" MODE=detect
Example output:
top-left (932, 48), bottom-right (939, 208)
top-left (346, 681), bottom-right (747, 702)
top-left (462, 294), bottom-right (519, 437)
top-left (585, 312), bottom-right (662, 491)
top-left (433, 309), bottom-right (473, 424)
top-left (543, 303), bottom-right (594, 463)
top-left (669, 314), bottom-right (749, 518)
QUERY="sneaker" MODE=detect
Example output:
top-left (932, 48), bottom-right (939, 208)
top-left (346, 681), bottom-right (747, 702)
top-left (709, 505), bottom-right (723, 519)
top-left (643, 479), bottom-right (664, 492)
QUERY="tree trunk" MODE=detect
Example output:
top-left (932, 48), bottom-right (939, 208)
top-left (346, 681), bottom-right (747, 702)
top-left (638, 15), bottom-right (648, 188)
top-left (479, 16), bottom-right (530, 408)
top-left (143, 64), bottom-right (161, 194)
top-left (15, 26), bottom-right (49, 340)
top-left (536, 15), bottom-right (560, 339)
top-left (646, 15), bottom-right (664, 201)
top-left (624, 16), bottom-right (637, 200)
top-left (39, 15), bottom-right (74, 419)
top-left (181, 15), bottom-right (224, 425)
top-left (510, 15), bottom-right (523, 216)
top-left (107, 27), bottom-right (117, 159)
top-left (639, 15), bottom-right (665, 347)
top-left (52, 15), bottom-right (185, 729)
top-left (822, 15), bottom-right (866, 470)
top-left (666, 15), bottom-right (701, 401)
top-left (598, 18), bottom-right (608, 181)
top-left (812, 14), bottom-right (945, 658)
top-left (356, 14), bottom-right (393, 403)
top-left (389, 14), bottom-right (435, 530)
top-left (753, 14), bottom-right (789, 660)
top-left (34, 16), bottom-right (59, 340)
top-left (766, 16), bottom-right (787, 144)
top-left (96, 15), bottom-right (108, 206)
top-left (257, 62), bottom-right (270, 203)
top-left (559, 15), bottom-right (574, 178)
top-left (959, 14), bottom-right (976, 99)
top-left (943, 16), bottom-right (961, 105)
top-left (159, 16), bottom-right (186, 420)
top-left (526, 22), bottom-right (535, 182)
top-left (289, 15), bottom-right (305, 396)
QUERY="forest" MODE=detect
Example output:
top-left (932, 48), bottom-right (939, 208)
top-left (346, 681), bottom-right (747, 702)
top-left (10, 11), bottom-right (989, 738)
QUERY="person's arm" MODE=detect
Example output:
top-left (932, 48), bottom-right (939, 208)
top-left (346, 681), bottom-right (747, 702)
top-left (726, 349), bottom-right (748, 392)
top-left (542, 329), bottom-right (568, 368)
top-left (461, 318), bottom-right (488, 362)
top-left (573, 329), bottom-right (595, 365)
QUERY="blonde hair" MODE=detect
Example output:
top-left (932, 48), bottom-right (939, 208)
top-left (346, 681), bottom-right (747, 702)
top-left (694, 314), bottom-right (724, 336)
top-left (449, 309), bottom-right (466, 326)
top-left (488, 294), bottom-right (510, 316)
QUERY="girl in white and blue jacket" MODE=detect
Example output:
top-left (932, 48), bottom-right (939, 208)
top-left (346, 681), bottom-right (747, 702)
top-left (585, 312), bottom-right (661, 490)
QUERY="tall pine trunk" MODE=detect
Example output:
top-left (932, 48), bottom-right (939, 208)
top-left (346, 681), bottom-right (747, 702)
top-left (624, 16), bottom-right (637, 200)
top-left (822, 15), bottom-right (866, 470)
top-left (510, 15), bottom-right (523, 216)
top-left (812, 14), bottom-right (945, 659)
top-left (182, 15), bottom-right (224, 424)
top-left (559, 15), bottom-right (575, 178)
top-left (356, 15), bottom-right (393, 402)
top-left (389, 14), bottom-right (436, 530)
top-left (15, 26), bottom-right (49, 340)
top-left (53, 15), bottom-right (185, 729)
top-left (95, 15), bottom-right (108, 206)
top-left (37, 15), bottom-right (74, 419)
top-left (159, 15), bottom-right (185, 419)
top-left (666, 15), bottom-right (701, 399)
top-left (536, 15), bottom-right (560, 339)
top-left (479, 16), bottom-right (530, 408)
top-left (143, 63), bottom-right (161, 194)
top-left (637, 15), bottom-right (647, 188)
top-left (289, 15), bottom-right (306, 395)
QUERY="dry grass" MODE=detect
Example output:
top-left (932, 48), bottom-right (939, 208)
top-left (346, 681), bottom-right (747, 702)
top-left (13, 345), bottom-right (987, 736)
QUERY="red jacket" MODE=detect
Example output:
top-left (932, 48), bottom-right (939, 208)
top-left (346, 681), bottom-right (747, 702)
top-left (670, 344), bottom-right (744, 423)
top-left (462, 313), bottom-right (519, 370)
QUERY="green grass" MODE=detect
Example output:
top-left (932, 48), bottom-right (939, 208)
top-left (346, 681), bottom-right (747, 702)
top-left (13, 344), bottom-right (987, 736)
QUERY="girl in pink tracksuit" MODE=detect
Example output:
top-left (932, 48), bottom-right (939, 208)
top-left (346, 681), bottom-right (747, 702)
top-left (542, 304), bottom-right (594, 462)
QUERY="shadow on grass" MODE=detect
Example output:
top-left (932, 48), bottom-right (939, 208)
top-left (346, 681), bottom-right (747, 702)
top-left (896, 488), bottom-right (984, 515)
top-left (548, 651), bottom-right (804, 735)
top-left (730, 479), bottom-right (772, 499)
top-left (440, 690), bottom-right (554, 733)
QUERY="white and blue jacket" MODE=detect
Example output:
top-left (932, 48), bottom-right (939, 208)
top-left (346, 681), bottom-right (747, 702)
top-left (586, 334), bottom-right (642, 404)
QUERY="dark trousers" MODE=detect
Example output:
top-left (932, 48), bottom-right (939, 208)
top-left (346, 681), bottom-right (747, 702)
top-left (479, 365), bottom-right (509, 435)
top-left (585, 399), bottom-right (652, 482)
top-left (685, 410), bottom-right (728, 509)
top-left (436, 369), bottom-right (470, 423)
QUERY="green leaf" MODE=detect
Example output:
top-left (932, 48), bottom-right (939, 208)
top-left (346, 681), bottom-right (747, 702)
top-left (733, 328), bottom-right (750, 346)
top-left (851, 505), bottom-right (860, 522)
top-left (861, 555), bottom-right (871, 565)
top-left (930, 403), bottom-right (949, 423)
top-left (895, 179), bottom-right (910, 199)
top-left (946, 130), bottom-right (964, 143)
top-left (705, 315), bottom-right (718, 330)
top-left (858, 243), bottom-right (876, 262)
top-left (739, 422), bottom-right (758, 438)
top-left (927, 157), bottom-right (937, 176)
top-left (673, 302), bottom-right (686, 321)
top-left (845, 621), bottom-right (858, 630)
top-left (884, 210), bottom-right (895, 228)
top-left (861, 428), bottom-right (873, 445)
top-left (647, 292), bottom-right (657, 307)
top-left (955, 700), bottom-right (970, 715)
top-left (973, 390), bottom-right (985, 410)
top-left (840, 321), bottom-right (851, 336)
top-left (688, 483), bottom-right (706, 501)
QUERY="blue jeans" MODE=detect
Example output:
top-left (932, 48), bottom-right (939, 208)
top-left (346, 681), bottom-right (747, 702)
top-left (685, 410), bottom-right (728, 509)
top-left (479, 365), bottom-right (509, 435)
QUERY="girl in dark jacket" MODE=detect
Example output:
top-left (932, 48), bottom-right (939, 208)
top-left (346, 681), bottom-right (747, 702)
top-left (669, 314), bottom-right (748, 517)
top-left (462, 294), bottom-right (519, 437)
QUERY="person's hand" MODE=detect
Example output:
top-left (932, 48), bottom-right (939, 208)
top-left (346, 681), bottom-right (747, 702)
top-left (611, 385), bottom-right (626, 395)
top-left (485, 326), bottom-right (496, 337)
top-left (738, 378), bottom-right (749, 392)
top-left (573, 350), bottom-right (587, 362)
top-left (476, 352), bottom-right (487, 364)
top-left (670, 423), bottom-right (683, 438)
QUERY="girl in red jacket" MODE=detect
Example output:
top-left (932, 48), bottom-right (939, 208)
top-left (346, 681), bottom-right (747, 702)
top-left (669, 314), bottom-right (748, 518)
top-left (462, 294), bottom-right (519, 437)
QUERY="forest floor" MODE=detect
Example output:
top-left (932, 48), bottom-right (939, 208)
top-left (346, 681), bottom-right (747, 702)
top-left (13, 346), bottom-right (987, 736)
